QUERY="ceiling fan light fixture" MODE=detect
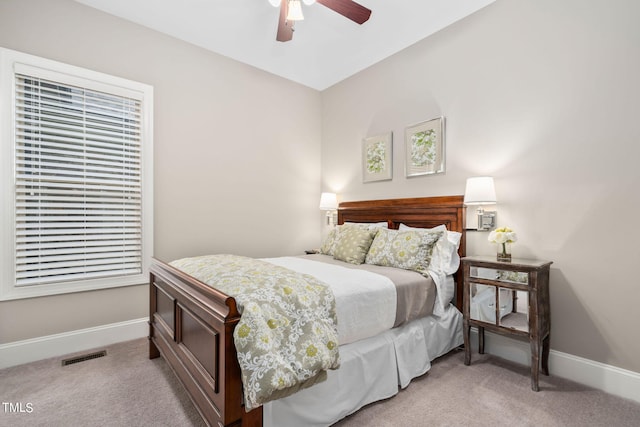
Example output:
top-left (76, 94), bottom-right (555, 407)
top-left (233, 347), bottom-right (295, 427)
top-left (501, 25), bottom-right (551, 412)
top-left (287, 0), bottom-right (304, 21)
top-left (276, 0), bottom-right (371, 42)
top-left (268, 0), bottom-right (281, 7)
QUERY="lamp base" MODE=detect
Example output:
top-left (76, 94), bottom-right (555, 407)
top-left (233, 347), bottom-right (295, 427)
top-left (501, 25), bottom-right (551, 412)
top-left (326, 210), bottom-right (337, 227)
top-left (476, 208), bottom-right (496, 231)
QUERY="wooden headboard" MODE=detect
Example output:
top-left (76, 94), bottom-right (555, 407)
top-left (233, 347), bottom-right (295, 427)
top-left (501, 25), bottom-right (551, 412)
top-left (337, 195), bottom-right (466, 309)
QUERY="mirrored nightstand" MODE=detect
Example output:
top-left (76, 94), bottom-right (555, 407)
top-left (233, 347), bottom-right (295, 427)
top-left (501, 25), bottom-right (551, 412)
top-left (462, 256), bottom-right (553, 391)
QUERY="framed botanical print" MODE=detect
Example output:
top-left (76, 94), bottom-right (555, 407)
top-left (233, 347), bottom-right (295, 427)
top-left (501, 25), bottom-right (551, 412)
top-left (405, 117), bottom-right (445, 177)
top-left (362, 132), bottom-right (393, 182)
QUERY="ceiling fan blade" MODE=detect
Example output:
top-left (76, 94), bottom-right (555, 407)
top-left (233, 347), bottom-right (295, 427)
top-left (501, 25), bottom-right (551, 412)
top-left (317, 0), bottom-right (372, 25)
top-left (276, 0), bottom-right (294, 42)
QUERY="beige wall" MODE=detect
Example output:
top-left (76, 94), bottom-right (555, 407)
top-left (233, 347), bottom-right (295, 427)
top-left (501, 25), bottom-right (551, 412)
top-left (2, 0), bottom-right (639, 377)
top-left (321, 0), bottom-right (640, 373)
top-left (0, 0), bottom-right (322, 343)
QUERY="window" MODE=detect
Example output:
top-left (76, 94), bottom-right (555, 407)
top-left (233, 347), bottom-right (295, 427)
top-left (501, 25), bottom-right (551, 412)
top-left (0, 48), bottom-right (153, 300)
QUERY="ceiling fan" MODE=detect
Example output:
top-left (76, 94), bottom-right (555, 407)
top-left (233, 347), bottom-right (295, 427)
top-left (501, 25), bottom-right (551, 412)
top-left (270, 0), bottom-right (372, 42)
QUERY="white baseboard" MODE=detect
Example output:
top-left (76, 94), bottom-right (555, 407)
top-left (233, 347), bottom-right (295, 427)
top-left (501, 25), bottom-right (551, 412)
top-left (0, 317), bottom-right (148, 369)
top-left (470, 329), bottom-right (640, 404)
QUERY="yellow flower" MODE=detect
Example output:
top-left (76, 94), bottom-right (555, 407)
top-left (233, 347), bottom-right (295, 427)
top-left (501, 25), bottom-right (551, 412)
top-left (306, 344), bottom-right (318, 357)
top-left (237, 324), bottom-right (251, 338)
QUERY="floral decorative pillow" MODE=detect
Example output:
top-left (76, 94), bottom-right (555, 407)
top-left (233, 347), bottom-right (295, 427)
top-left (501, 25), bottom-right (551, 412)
top-left (365, 228), bottom-right (443, 275)
top-left (399, 223), bottom-right (462, 274)
top-left (319, 228), bottom-right (338, 255)
top-left (320, 222), bottom-right (386, 256)
top-left (332, 226), bottom-right (378, 265)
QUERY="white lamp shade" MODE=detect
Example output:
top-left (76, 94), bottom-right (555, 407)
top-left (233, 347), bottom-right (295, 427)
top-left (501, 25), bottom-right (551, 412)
top-left (268, 0), bottom-right (281, 6)
top-left (464, 177), bottom-right (497, 205)
top-left (302, 0), bottom-right (316, 5)
top-left (319, 192), bottom-right (338, 210)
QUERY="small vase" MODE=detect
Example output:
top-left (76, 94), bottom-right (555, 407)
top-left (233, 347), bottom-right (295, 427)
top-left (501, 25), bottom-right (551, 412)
top-left (497, 242), bottom-right (512, 262)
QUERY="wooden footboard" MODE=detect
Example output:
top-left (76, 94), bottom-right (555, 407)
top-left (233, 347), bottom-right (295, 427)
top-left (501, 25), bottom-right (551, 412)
top-left (148, 259), bottom-right (262, 427)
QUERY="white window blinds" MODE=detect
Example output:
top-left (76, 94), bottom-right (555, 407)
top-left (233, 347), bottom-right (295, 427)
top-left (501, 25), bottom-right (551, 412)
top-left (14, 74), bottom-right (143, 286)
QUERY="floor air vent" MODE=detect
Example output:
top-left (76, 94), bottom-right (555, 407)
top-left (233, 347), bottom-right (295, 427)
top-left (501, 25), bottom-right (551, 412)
top-left (61, 350), bottom-right (107, 366)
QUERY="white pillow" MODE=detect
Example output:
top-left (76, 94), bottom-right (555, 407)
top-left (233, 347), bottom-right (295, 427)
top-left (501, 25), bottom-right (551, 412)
top-left (398, 223), bottom-right (461, 275)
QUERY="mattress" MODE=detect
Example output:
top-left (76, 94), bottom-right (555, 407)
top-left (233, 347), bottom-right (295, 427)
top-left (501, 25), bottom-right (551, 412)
top-left (260, 255), bottom-right (461, 426)
top-left (262, 303), bottom-right (463, 427)
top-left (263, 254), bottom-right (438, 345)
top-left (301, 254), bottom-right (438, 328)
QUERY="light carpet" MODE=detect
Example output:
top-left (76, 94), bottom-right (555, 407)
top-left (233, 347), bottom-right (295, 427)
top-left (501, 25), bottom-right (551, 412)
top-left (1, 338), bottom-right (639, 426)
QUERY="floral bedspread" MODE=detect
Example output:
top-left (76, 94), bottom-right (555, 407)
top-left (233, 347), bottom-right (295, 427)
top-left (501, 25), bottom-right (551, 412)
top-left (169, 254), bottom-right (340, 410)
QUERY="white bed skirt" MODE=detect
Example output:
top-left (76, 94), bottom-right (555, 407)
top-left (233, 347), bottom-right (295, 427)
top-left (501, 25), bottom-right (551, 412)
top-left (263, 304), bottom-right (463, 427)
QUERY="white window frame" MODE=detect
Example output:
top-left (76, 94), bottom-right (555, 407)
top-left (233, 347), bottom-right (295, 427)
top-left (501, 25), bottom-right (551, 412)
top-left (0, 47), bottom-right (153, 301)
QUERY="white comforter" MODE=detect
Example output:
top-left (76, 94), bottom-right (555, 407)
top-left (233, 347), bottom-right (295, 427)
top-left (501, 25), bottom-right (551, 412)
top-left (263, 257), bottom-right (397, 345)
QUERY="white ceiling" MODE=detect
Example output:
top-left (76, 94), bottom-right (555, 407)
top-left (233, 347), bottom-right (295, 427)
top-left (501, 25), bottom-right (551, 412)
top-left (76, 0), bottom-right (495, 91)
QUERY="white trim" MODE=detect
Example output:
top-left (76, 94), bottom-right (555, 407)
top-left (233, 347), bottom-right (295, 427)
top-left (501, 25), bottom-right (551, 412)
top-left (0, 46), bottom-right (154, 301)
top-left (469, 329), bottom-right (640, 404)
top-left (0, 317), bottom-right (147, 369)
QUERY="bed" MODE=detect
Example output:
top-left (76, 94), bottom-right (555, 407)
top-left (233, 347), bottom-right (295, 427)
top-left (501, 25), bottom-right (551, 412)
top-left (148, 195), bottom-right (466, 427)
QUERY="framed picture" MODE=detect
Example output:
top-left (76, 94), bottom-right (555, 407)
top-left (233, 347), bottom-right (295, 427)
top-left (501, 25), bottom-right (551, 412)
top-left (404, 117), bottom-right (445, 177)
top-left (362, 132), bottom-right (393, 182)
